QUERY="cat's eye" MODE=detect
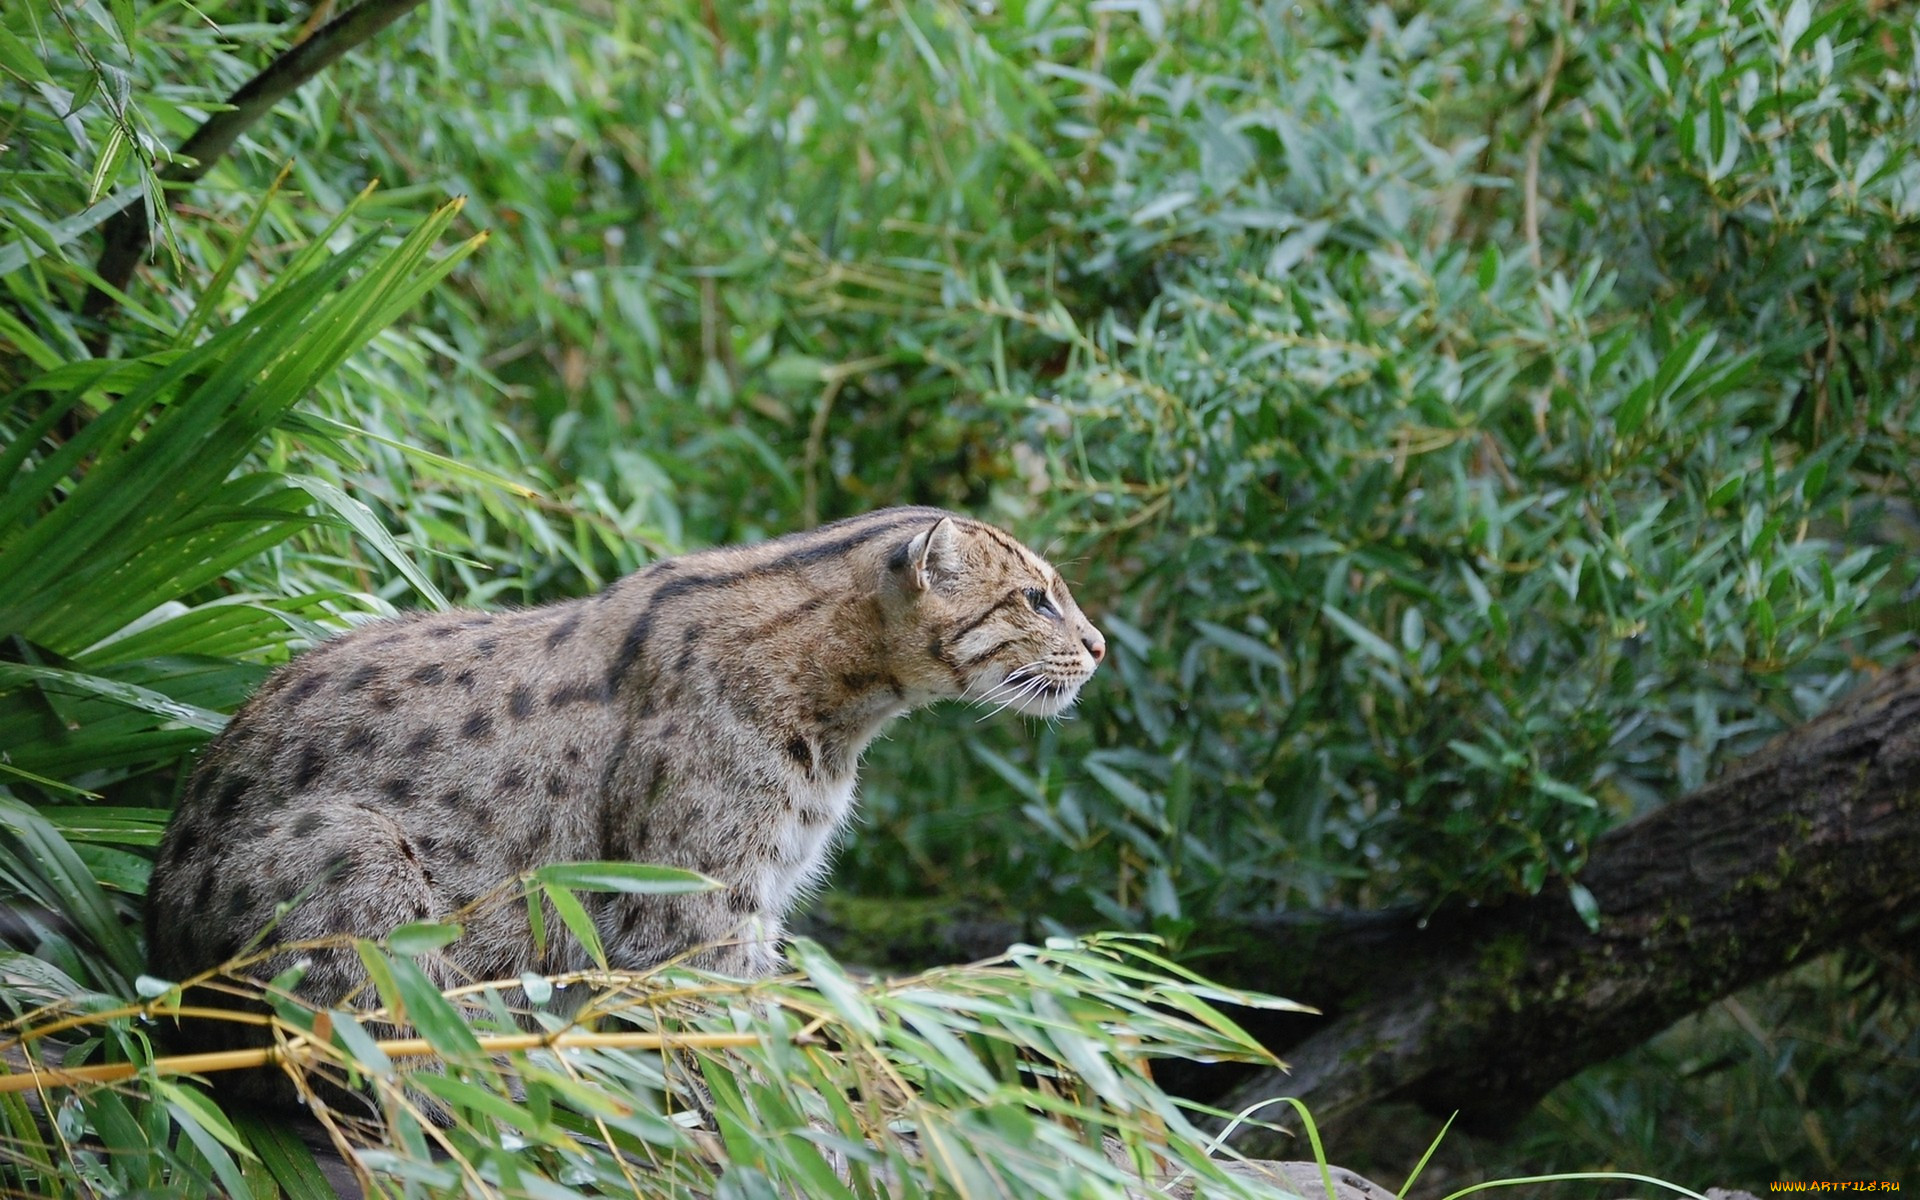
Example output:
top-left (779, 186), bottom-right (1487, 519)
top-left (1026, 587), bottom-right (1057, 617)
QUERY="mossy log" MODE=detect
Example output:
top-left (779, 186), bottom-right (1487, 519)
top-left (1214, 653), bottom-right (1920, 1153)
top-left (807, 655), bottom-right (1920, 1152)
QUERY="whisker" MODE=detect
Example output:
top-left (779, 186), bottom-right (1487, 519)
top-left (969, 675), bottom-right (1033, 708)
top-left (965, 659), bottom-right (1048, 708)
top-left (965, 657), bottom-right (1045, 695)
top-left (979, 679), bottom-right (1037, 722)
top-left (980, 674), bottom-right (1053, 722)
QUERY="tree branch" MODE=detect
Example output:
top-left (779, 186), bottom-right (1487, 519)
top-left (1214, 654), bottom-right (1920, 1155)
top-left (83, 0), bottom-right (429, 329)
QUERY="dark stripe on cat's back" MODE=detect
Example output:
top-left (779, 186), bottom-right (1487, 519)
top-left (740, 507), bottom-right (941, 581)
top-left (725, 596), bottom-right (828, 648)
top-left (606, 510), bottom-right (936, 692)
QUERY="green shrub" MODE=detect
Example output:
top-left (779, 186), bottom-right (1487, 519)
top-left (849, 0), bottom-right (1920, 928)
top-left (4, 0), bottom-right (1916, 1184)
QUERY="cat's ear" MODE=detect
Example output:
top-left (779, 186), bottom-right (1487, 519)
top-left (902, 517), bottom-right (962, 592)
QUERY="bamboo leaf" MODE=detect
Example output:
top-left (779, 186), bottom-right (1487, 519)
top-left (387, 921), bottom-right (464, 956)
top-left (1319, 604), bottom-right (1401, 666)
top-left (531, 861), bottom-right (718, 895)
top-left (286, 475), bottom-right (448, 610)
top-left (542, 882), bottom-right (606, 970)
top-left (231, 1109), bottom-right (341, 1200)
top-left (0, 794), bottom-right (142, 986)
top-left (0, 662), bottom-right (228, 733)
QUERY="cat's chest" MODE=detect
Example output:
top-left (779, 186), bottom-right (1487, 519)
top-left (751, 772), bottom-right (859, 908)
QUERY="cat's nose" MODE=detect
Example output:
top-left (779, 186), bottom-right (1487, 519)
top-left (1082, 627), bottom-right (1106, 664)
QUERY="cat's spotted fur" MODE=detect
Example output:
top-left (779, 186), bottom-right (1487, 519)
top-left (146, 507), bottom-right (1102, 1099)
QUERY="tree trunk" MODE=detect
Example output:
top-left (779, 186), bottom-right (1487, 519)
top-left (84, 0), bottom-right (429, 333)
top-left (806, 655), bottom-right (1920, 1153)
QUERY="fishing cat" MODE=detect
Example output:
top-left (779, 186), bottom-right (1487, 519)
top-left (145, 507), bottom-right (1104, 1099)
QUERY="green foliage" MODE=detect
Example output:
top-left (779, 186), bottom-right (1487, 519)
top-left (3, 0), bottom-right (1918, 1187)
top-left (868, 0), bottom-right (1920, 925)
top-left (3, 929), bottom-right (1308, 1198)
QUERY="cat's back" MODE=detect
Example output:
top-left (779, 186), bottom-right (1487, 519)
top-left (146, 599), bottom-right (626, 974)
top-left (215, 601), bottom-right (625, 799)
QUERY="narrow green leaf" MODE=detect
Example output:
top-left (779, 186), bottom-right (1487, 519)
top-left (0, 795), bottom-right (142, 986)
top-left (1319, 604), bottom-right (1400, 666)
top-left (1568, 881), bottom-right (1602, 932)
top-left (542, 883), bottom-right (606, 970)
top-left (789, 938), bottom-right (882, 1039)
top-left (0, 23), bottom-right (54, 83)
top-left (530, 861), bottom-right (717, 894)
top-left (0, 662), bottom-right (227, 733)
top-left (86, 125), bottom-right (129, 205)
top-left (411, 1072), bottom-right (561, 1138)
top-left (1616, 378), bottom-right (1655, 437)
top-left (1477, 243), bottom-right (1500, 290)
top-left (161, 1090), bottom-right (258, 1200)
top-left (1084, 759), bottom-right (1162, 827)
top-left (353, 943), bottom-right (407, 1022)
top-left (179, 161), bottom-right (295, 346)
top-left (0, 761), bottom-right (103, 798)
top-left (967, 742), bottom-right (1045, 804)
top-left (327, 1009), bottom-right (394, 1078)
top-left (1652, 329), bottom-right (1716, 406)
top-left (286, 476), bottom-right (448, 610)
top-left (155, 1080), bottom-right (259, 1163)
top-left (282, 411), bottom-right (539, 497)
top-left (1535, 777), bottom-right (1598, 809)
top-left (382, 954), bottom-right (483, 1059)
top-left (526, 884), bottom-right (548, 959)
top-left (232, 1108), bottom-right (341, 1200)
top-left (1132, 190), bottom-right (1197, 224)
top-left (0, 184), bottom-right (148, 278)
top-left (1191, 618), bottom-right (1288, 670)
top-left (387, 921), bottom-right (464, 956)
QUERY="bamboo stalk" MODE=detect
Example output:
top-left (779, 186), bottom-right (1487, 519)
top-left (5, 1005), bottom-right (274, 1048)
top-left (0, 1029), bottom-right (763, 1093)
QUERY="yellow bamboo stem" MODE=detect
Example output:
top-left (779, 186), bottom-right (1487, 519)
top-left (5, 1005), bottom-right (276, 1049)
top-left (0, 1029), bottom-right (764, 1094)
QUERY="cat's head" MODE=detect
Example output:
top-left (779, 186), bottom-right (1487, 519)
top-left (889, 514), bottom-right (1104, 717)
